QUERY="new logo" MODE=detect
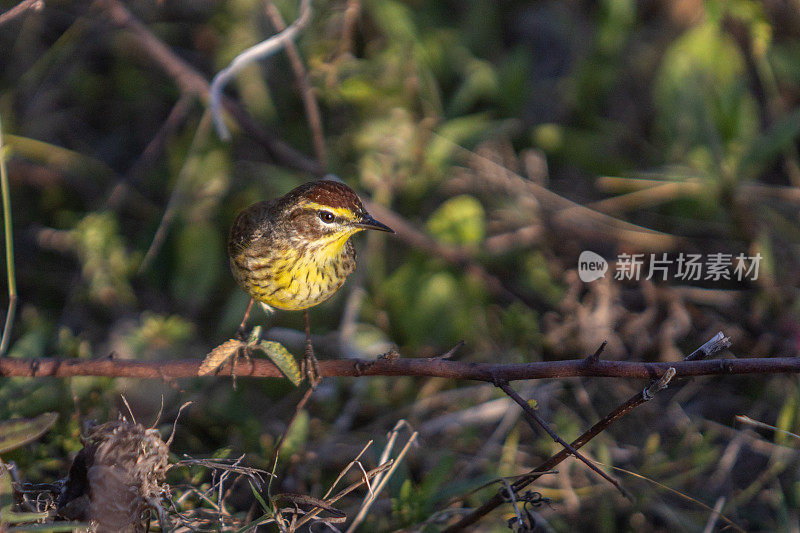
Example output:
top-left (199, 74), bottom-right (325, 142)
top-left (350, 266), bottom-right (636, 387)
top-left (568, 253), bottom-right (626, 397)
top-left (578, 251), bottom-right (608, 282)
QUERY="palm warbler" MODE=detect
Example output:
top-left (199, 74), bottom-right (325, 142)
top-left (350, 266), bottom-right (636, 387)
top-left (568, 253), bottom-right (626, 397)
top-left (228, 179), bottom-right (393, 381)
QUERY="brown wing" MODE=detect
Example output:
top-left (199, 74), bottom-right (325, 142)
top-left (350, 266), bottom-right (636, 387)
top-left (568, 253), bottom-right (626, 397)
top-left (227, 200), bottom-right (275, 257)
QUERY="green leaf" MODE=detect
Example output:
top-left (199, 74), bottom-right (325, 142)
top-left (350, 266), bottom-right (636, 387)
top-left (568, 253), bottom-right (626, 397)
top-left (255, 341), bottom-right (302, 386)
top-left (653, 20), bottom-right (758, 169)
top-left (426, 195), bottom-right (486, 248)
top-left (775, 389), bottom-right (799, 447)
top-left (368, 0), bottom-right (417, 44)
top-left (4, 134), bottom-right (115, 181)
top-left (383, 260), bottom-right (488, 348)
top-left (235, 516), bottom-right (274, 533)
top-left (0, 467), bottom-right (11, 513)
top-left (447, 59), bottom-right (499, 116)
top-left (71, 212), bottom-right (139, 306)
top-left (247, 326), bottom-right (262, 345)
top-left (0, 412), bottom-right (58, 454)
top-left (426, 114), bottom-right (491, 170)
top-left (737, 106), bottom-right (800, 180)
top-left (339, 77), bottom-right (382, 105)
top-left (2, 508), bottom-right (48, 524)
top-left (171, 223), bottom-right (223, 309)
top-left (249, 481), bottom-right (272, 513)
top-left (280, 410), bottom-right (309, 456)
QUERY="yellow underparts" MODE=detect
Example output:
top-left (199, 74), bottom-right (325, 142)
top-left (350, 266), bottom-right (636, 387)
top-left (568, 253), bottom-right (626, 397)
top-left (236, 229), bottom-right (360, 311)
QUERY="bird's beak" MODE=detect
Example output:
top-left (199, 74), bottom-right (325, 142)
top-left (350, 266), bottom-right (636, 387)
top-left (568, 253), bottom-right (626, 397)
top-left (356, 214), bottom-right (394, 233)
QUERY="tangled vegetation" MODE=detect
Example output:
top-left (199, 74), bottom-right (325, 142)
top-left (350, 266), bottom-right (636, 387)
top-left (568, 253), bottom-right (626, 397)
top-left (2, 0), bottom-right (800, 531)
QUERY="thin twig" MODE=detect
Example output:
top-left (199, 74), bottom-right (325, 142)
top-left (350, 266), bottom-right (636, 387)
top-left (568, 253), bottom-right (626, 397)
top-left (0, 112), bottom-right (17, 356)
top-left (585, 340), bottom-right (607, 364)
top-left (444, 367), bottom-right (677, 531)
top-left (322, 440), bottom-right (373, 500)
top-left (337, 0), bottom-right (361, 57)
top-left (684, 331), bottom-right (730, 361)
top-left (292, 460), bottom-right (394, 529)
top-left (209, 0), bottom-right (312, 140)
top-left (495, 381), bottom-right (631, 500)
top-left (603, 463), bottom-right (744, 532)
top-left (93, 0), bottom-right (208, 96)
top-left (138, 110), bottom-right (213, 272)
top-left (433, 340), bottom-right (465, 360)
top-left (599, 175), bottom-right (800, 205)
top-left (483, 224), bottom-right (542, 254)
top-left (272, 386), bottom-right (314, 462)
top-left (444, 334), bottom-right (721, 530)
top-left (123, 93), bottom-right (195, 186)
top-left (701, 496), bottom-right (727, 533)
top-left (346, 422), bottom-right (418, 532)
top-left (267, 386), bottom-right (315, 499)
top-left (0, 0), bottom-right (43, 27)
top-left (735, 415), bottom-right (800, 442)
top-left (448, 139), bottom-right (681, 251)
top-left (120, 394), bottom-right (137, 424)
top-left (264, 0), bottom-right (327, 167)
top-left (498, 478), bottom-right (529, 531)
top-left (167, 401), bottom-right (193, 447)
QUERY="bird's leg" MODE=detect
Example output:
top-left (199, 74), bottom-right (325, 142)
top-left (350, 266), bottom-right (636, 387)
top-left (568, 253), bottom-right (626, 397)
top-left (231, 346), bottom-right (240, 391)
top-left (229, 300), bottom-right (255, 390)
top-left (302, 309), bottom-right (321, 387)
top-left (235, 299), bottom-right (254, 340)
top-left (232, 339), bottom-right (252, 391)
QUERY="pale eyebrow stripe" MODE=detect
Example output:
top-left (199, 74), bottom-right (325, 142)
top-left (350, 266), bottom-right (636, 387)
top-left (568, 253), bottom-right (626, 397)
top-left (304, 202), bottom-right (357, 220)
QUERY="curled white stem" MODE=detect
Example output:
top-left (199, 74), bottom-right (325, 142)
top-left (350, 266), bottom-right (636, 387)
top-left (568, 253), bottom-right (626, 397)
top-left (209, 0), bottom-right (312, 140)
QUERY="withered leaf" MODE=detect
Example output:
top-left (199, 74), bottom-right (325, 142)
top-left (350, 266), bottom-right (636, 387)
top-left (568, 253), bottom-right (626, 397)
top-left (198, 339), bottom-right (244, 376)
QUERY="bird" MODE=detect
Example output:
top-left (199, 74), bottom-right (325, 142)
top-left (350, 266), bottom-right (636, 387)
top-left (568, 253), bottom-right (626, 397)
top-left (227, 179), bottom-right (394, 384)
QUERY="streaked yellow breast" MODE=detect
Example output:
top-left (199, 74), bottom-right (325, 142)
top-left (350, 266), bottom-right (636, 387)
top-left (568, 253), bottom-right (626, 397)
top-left (232, 230), bottom-right (359, 311)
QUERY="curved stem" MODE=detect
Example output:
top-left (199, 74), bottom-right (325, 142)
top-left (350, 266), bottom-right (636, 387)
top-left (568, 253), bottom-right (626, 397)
top-left (0, 112), bottom-right (16, 356)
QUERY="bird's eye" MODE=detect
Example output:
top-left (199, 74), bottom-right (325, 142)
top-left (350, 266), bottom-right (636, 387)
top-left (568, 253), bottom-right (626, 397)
top-left (318, 211), bottom-right (335, 223)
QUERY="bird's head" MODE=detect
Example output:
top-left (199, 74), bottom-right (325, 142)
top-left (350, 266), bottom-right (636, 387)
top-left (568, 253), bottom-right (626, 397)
top-left (279, 180), bottom-right (394, 248)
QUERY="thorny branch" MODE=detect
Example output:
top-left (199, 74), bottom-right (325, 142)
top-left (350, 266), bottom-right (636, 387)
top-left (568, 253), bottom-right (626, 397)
top-left (0, 352), bottom-right (796, 381)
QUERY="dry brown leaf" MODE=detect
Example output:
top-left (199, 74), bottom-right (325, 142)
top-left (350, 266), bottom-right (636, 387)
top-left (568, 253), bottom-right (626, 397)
top-left (198, 339), bottom-right (244, 376)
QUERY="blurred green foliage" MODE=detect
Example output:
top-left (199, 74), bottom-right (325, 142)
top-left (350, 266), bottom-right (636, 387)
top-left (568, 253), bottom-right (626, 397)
top-left (71, 212), bottom-right (140, 306)
top-left (654, 19), bottom-right (758, 173)
top-left (124, 312), bottom-right (194, 356)
top-left (426, 195), bottom-right (486, 248)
